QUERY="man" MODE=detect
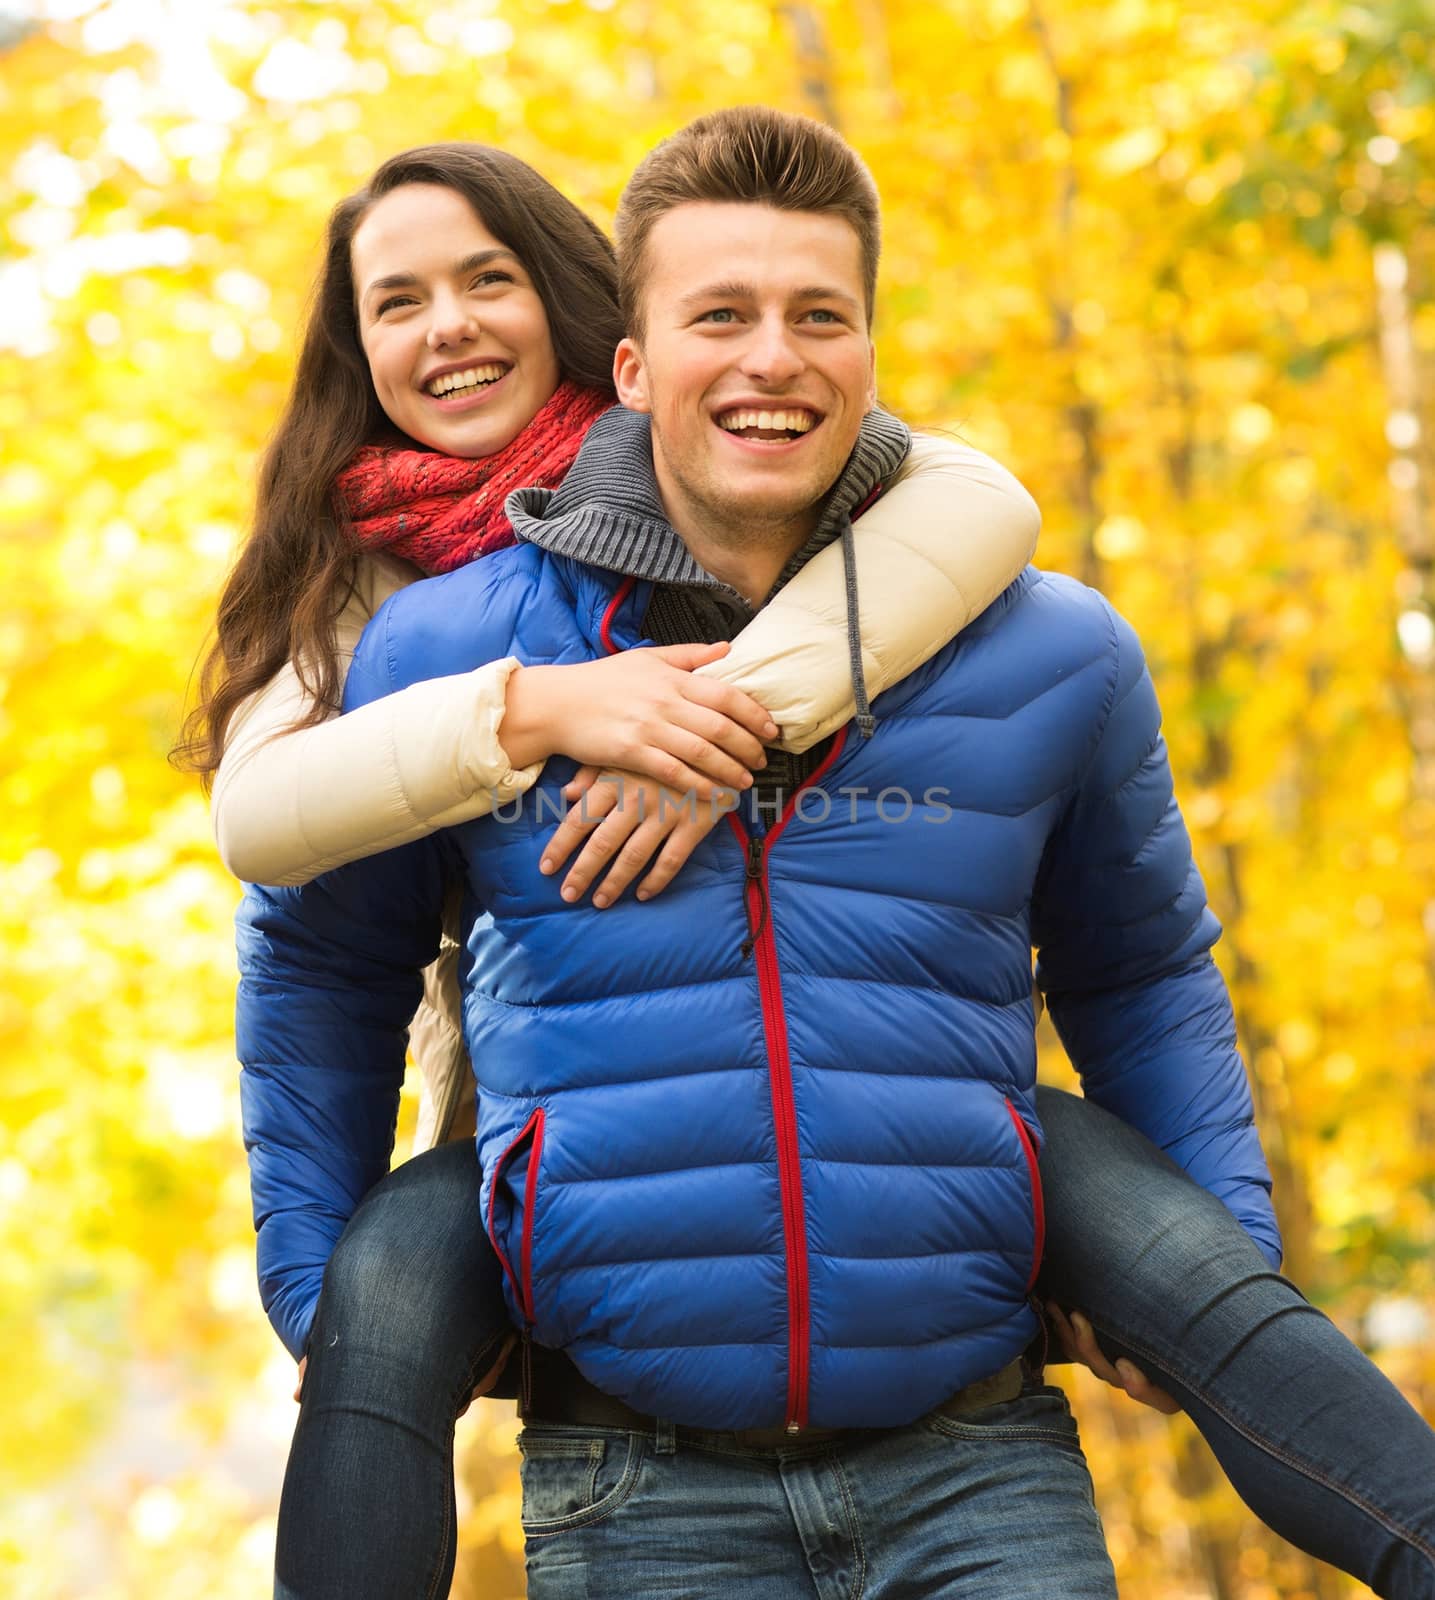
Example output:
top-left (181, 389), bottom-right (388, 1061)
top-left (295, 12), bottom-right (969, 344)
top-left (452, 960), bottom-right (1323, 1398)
top-left (241, 107), bottom-right (1278, 1597)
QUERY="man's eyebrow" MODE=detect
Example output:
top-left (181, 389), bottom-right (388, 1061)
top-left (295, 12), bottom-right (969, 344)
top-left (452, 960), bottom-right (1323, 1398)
top-left (676, 280), bottom-right (756, 311)
top-left (790, 284), bottom-right (863, 312)
top-left (675, 281), bottom-right (862, 313)
top-left (362, 248), bottom-right (520, 301)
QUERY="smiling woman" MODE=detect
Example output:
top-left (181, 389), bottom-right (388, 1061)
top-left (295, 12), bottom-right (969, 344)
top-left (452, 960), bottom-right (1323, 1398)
top-left (352, 184), bottom-right (560, 459)
top-left (176, 143), bottom-right (625, 778)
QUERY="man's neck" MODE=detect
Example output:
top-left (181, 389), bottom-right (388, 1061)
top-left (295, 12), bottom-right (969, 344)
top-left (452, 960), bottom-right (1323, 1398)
top-left (650, 456), bottom-right (818, 608)
top-left (672, 518), bottom-right (813, 608)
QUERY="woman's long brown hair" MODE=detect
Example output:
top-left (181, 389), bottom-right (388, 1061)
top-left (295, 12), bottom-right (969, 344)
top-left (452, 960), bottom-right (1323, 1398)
top-left (174, 144), bottom-right (621, 783)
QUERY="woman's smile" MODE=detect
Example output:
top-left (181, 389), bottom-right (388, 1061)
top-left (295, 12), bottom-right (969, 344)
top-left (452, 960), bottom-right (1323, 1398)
top-left (420, 361), bottom-right (515, 410)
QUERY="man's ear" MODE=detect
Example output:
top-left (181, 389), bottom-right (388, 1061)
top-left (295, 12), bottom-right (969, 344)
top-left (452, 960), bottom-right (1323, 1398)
top-left (613, 336), bottom-right (651, 414)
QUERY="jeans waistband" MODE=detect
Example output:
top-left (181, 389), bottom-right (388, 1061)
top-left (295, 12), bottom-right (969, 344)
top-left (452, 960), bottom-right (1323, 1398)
top-left (521, 1345), bottom-right (1024, 1449)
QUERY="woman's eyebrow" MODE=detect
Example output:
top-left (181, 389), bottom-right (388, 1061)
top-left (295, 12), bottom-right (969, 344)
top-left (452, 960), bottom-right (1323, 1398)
top-left (362, 248), bottom-right (521, 301)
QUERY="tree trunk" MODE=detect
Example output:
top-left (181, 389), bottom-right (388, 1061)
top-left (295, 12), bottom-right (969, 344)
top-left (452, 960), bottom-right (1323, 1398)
top-left (1028, 3), bottom-right (1105, 589)
top-left (780, 5), bottom-right (841, 130)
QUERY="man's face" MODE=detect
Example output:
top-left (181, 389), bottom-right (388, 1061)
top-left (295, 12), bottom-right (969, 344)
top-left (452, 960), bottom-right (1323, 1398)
top-left (614, 202), bottom-right (877, 543)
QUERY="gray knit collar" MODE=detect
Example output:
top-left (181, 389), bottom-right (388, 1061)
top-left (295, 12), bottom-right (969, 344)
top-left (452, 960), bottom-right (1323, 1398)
top-left (506, 404), bottom-right (911, 593)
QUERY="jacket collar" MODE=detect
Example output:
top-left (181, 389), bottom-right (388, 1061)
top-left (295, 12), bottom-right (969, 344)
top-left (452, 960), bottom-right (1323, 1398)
top-left (505, 404), bottom-right (911, 595)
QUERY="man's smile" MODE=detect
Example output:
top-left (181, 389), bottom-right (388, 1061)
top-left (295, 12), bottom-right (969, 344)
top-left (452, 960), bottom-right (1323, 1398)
top-left (712, 401), bottom-right (824, 448)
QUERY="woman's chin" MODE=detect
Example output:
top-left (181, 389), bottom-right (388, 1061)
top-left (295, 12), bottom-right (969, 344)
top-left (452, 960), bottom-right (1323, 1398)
top-left (409, 416), bottom-right (528, 458)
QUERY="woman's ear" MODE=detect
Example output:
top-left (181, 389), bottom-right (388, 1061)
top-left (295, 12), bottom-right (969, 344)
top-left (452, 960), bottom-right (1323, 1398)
top-left (613, 337), bottom-right (651, 413)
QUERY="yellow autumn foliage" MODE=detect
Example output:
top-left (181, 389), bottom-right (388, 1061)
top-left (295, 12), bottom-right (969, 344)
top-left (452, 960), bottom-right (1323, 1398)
top-left (1, 3), bottom-right (1431, 1596)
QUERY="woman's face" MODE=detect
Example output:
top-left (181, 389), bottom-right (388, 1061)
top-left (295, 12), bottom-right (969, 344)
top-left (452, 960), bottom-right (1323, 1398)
top-left (351, 183), bottom-right (561, 457)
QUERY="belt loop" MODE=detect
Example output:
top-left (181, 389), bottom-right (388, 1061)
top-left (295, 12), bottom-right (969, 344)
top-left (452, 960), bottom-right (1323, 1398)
top-left (654, 1416), bottom-right (676, 1455)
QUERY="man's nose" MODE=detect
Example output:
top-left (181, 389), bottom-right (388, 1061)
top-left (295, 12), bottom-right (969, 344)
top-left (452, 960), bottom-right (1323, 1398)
top-left (740, 314), bottom-right (804, 385)
top-left (426, 292), bottom-right (480, 351)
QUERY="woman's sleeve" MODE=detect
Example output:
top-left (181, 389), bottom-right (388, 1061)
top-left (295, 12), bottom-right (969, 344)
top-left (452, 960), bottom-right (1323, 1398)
top-left (211, 557), bottom-right (544, 887)
top-left (694, 432), bottom-right (1041, 752)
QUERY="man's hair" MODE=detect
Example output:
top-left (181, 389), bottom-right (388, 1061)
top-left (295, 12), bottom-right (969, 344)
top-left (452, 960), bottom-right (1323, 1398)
top-left (614, 105), bottom-right (881, 337)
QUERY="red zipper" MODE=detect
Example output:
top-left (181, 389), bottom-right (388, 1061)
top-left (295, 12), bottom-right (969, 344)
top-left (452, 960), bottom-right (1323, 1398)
top-left (487, 1107), bottom-right (545, 1322)
top-left (727, 728), bottom-right (849, 1432)
top-left (596, 577), bottom-right (870, 1429)
top-left (599, 576), bottom-right (637, 655)
top-left (1004, 1098), bottom-right (1045, 1292)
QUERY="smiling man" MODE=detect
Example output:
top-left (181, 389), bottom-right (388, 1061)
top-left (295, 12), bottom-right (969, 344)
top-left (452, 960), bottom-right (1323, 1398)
top-left (613, 198), bottom-right (877, 603)
top-left (239, 107), bottom-right (1281, 1598)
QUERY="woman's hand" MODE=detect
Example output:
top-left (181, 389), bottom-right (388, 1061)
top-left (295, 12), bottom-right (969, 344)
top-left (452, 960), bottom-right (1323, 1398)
top-left (540, 766), bottom-right (738, 908)
top-left (1046, 1302), bottom-right (1181, 1415)
top-left (500, 643), bottom-right (778, 798)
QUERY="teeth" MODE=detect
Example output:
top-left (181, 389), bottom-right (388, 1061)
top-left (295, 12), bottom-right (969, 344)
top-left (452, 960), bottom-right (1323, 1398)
top-left (427, 363), bottom-right (507, 396)
top-left (716, 408), bottom-right (815, 433)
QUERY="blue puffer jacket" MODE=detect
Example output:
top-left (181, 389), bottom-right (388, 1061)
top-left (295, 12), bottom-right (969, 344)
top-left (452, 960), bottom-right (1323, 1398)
top-left (238, 465), bottom-right (1279, 1434)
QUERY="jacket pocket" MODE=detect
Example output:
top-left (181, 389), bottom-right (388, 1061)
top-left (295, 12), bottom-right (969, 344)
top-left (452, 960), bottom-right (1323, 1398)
top-left (486, 1106), bottom-right (547, 1323)
top-left (1003, 1097), bottom-right (1045, 1292)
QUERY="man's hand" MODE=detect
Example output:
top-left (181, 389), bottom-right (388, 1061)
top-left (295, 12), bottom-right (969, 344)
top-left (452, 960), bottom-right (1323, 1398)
top-left (500, 644), bottom-right (778, 796)
top-left (540, 766), bottom-right (739, 907)
top-left (1046, 1302), bottom-right (1181, 1415)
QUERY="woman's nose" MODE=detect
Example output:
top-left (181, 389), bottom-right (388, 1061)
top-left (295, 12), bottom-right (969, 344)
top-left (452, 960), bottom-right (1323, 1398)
top-left (425, 296), bottom-right (480, 350)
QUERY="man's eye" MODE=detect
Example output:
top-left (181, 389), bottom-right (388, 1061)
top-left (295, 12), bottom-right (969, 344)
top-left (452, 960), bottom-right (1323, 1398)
top-left (805, 308), bottom-right (840, 324)
top-left (699, 308), bottom-right (737, 324)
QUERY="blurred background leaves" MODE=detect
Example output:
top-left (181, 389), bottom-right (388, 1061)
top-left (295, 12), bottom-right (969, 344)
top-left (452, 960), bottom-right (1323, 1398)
top-left (1, 1), bottom-right (1432, 1594)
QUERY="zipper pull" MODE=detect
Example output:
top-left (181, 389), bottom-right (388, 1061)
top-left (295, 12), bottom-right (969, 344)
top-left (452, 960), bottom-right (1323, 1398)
top-left (740, 834), bottom-right (765, 961)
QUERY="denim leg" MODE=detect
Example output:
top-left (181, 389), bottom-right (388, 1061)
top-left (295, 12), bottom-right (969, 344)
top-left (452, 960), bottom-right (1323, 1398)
top-left (1035, 1085), bottom-right (1435, 1599)
top-left (520, 1390), bottom-right (1116, 1600)
top-left (520, 1426), bottom-right (815, 1600)
top-left (847, 1385), bottom-right (1117, 1599)
top-left (273, 1140), bottom-right (512, 1600)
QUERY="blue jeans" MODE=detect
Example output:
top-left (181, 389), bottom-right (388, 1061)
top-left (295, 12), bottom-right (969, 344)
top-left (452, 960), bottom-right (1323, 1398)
top-left (272, 1092), bottom-right (1435, 1597)
top-left (273, 1142), bottom-right (511, 1600)
top-left (1034, 1086), bottom-right (1435, 1596)
top-left (519, 1387), bottom-right (1116, 1599)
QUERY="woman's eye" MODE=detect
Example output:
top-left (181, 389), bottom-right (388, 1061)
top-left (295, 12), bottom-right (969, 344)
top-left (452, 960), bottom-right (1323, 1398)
top-left (376, 295), bottom-right (414, 316)
top-left (472, 271), bottom-right (514, 288)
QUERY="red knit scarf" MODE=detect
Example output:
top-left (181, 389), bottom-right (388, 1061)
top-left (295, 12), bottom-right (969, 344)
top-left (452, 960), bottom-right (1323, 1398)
top-left (336, 380), bottom-right (613, 575)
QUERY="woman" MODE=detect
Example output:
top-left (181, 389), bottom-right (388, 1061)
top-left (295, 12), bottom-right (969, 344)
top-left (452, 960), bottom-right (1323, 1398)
top-left (186, 144), bottom-right (1435, 1598)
